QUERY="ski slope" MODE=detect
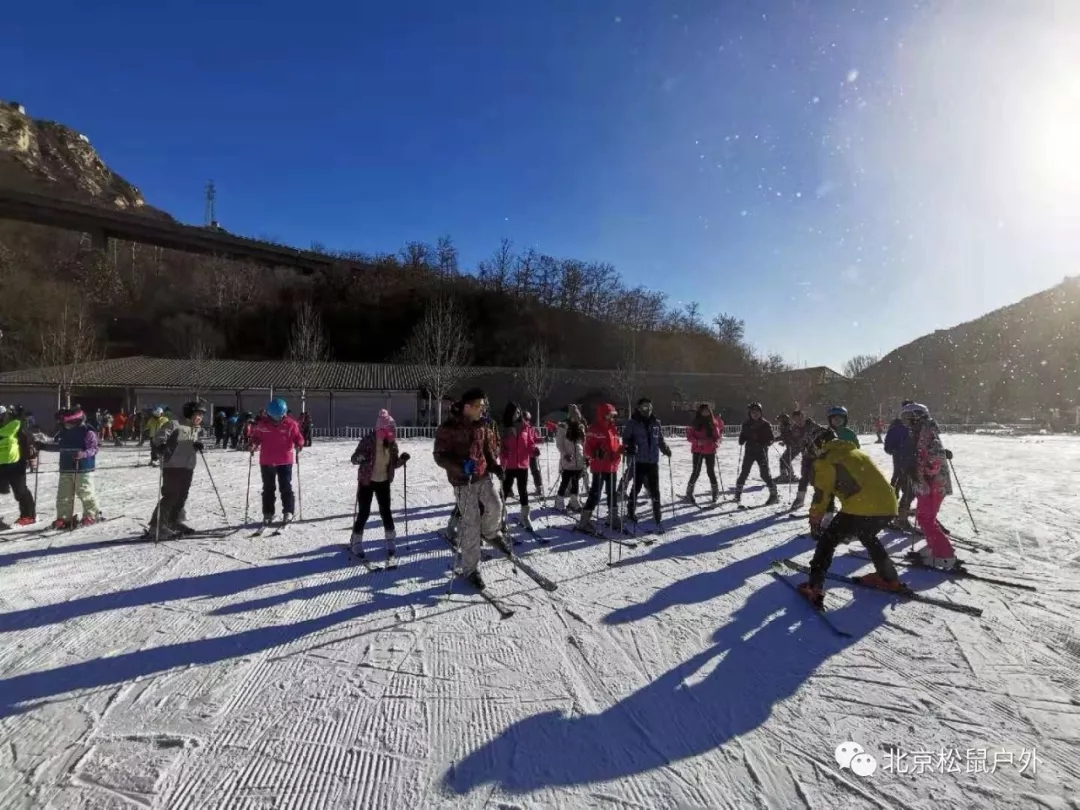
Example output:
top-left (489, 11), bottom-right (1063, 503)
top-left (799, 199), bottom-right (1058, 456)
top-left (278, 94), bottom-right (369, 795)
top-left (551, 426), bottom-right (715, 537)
top-left (1, 434), bottom-right (1078, 809)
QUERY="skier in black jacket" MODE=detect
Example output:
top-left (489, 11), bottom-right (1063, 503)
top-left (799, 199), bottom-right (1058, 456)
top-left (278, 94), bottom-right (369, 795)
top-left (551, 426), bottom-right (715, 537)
top-left (736, 402), bottom-right (778, 505)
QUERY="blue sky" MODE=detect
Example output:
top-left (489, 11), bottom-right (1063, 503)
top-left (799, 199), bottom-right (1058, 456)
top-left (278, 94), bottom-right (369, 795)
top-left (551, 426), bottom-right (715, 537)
top-left (5, 1), bottom-right (1080, 371)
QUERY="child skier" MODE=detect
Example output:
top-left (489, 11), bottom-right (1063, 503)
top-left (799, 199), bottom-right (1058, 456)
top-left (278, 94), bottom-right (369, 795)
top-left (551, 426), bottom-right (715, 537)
top-left (35, 408), bottom-right (100, 528)
top-left (144, 406), bottom-right (169, 464)
top-left (433, 388), bottom-right (502, 589)
top-left (499, 402), bottom-right (539, 531)
top-left (735, 403), bottom-right (778, 506)
top-left (908, 403), bottom-right (958, 569)
top-left (788, 409), bottom-right (823, 511)
top-left (0, 405), bottom-right (37, 527)
top-left (147, 401), bottom-right (206, 537)
top-left (775, 413), bottom-right (797, 482)
top-left (797, 427), bottom-right (903, 607)
top-left (575, 402), bottom-right (624, 533)
top-left (249, 398), bottom-right (305, 527)
top-left (826, 405), bottom-right (860, 447)
top-left (685, 403), bottom-right (723, 504)
top-left (554, 404), bottom-right (587, 512)
top-left (349, 409), bottom-right (410, 560)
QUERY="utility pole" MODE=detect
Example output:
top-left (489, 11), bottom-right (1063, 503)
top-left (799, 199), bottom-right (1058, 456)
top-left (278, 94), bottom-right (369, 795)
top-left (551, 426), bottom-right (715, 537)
top-left (204, 181), bottom-right (217, 228)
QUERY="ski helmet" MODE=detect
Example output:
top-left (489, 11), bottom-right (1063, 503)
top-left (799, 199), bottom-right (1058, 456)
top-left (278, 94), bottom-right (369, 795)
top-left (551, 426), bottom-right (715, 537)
top-left (903, 402), bottom-right (930, 421)
top-left (827, 405), bottom-right (848, 426)
top-left (182, 401), bottom-right (207, 419)
top-left (267, 398), bottom-right (288, 421)
top-left (152, 406), bottom-right (163, 416)
top-left (748, 402), bottom-right (763, 413)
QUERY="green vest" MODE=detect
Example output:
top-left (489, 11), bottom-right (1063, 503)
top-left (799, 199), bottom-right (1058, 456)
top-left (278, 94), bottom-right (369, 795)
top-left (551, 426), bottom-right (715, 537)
top-left (0, 419), bottom-right (22, 465)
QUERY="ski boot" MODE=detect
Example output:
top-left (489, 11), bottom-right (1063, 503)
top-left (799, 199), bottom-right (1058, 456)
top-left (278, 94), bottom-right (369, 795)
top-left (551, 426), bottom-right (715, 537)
top-left (858, 573), bottom-right (906, 592)
top-left (765, 485), bottom-right (779, 506)
top-left (385, 529), bottom-right (397, 565)
top-left (710, 486), bottom-right (720, 505)
top-left (917, 547), bottom-right (958, 571)
top-left (575, 508), bottom-right (596, 533)
top-left (14, 516), bottom-right (36, 527)
top-left (733, 486), bottom-right (743, 506)
top-left (350, 530), bottom-right (365, 557)
top-left (789, 489), bottom-right (807, 510)
top-left (519, 506), bottom-right (534, 532)
top-left (554, 495), bottom-right (565, 512)
top-left (282, 513), bottom-right (294, 526)
top-left (466, 569), bottom-right (486, 590)
top-left (567, 494), bottom-right (582, 513)
top-left (51, 517), bottom-right (76, 531)
top-left (797, 581), bottom-right (825, 610)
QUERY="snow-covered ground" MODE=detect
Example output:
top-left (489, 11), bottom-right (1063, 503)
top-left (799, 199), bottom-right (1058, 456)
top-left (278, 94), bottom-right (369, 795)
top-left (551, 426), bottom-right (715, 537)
top-left (1, 434), bottom-right (1078, 809)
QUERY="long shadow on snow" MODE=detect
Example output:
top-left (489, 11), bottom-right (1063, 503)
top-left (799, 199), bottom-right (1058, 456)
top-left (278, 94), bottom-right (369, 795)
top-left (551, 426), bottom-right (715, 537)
top-left (0, 580), bottom-right (453, 718)
top-left (442, 552), bottom-right (914, 796)
top-left (0, 532), bottom-right (441, 634)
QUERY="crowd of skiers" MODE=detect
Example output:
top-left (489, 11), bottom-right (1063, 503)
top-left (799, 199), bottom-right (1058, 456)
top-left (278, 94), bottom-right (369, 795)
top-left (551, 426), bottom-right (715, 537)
top-left (0, 386), bottom-right (962, 613)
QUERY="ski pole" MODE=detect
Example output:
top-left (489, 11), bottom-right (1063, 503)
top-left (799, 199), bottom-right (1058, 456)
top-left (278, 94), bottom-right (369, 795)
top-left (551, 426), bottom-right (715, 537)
top-left (296, 451), bottom-right (303, 520)
top-left (199, 449), bottom-right (229, 524)
top-left (606, 472), bottom-right (614, 568)
top-left (736, 444), bottom-right (743, 493)
top-left (947, 456), bottom-right (978, 534)
top-left (69, 459), bottom-right (80, 527)
top-left (154, 457), bottom-right (164, 543)
top-left (243, 452), bottom-right (253, 525)
top-left (666, 455), bottom-right (676, 521)
top-left (403, 462), bottom-right (410, 540)
top-left (629, 458), bottom-right (638, 539)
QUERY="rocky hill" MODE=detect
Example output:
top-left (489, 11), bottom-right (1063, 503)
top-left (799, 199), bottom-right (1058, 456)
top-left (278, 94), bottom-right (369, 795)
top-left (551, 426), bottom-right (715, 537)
top-left (0, 99), bottom-right (167, 217)
top-left (853, 276), bottom-right (1080, 421)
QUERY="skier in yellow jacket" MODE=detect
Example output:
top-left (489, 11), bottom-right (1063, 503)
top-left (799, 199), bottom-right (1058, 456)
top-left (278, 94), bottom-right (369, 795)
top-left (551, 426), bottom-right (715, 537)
top-left (798, 428), bottom-right (903, 608)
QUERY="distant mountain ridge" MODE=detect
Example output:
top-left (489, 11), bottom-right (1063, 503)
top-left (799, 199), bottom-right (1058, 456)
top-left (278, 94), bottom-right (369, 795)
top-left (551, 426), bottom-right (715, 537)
top-left (856, 276), bottom-right (1080, 420)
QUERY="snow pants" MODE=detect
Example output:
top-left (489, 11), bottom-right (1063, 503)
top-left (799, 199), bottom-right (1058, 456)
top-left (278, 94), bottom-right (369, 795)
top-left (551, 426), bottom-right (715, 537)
top-left (916, 484), bottom-right (954, 557)
top-left (529, 454), bottom-right (543, 492)
top-left (355, 480), bottom-right (393, 534)
top-left (150, 467), bottom-right (194, 530)
top-left (627, 461), bottom-right (662, 523)
top-left (260, 464), bottom-right (295, 517)
top-left (736, 447), bottom-right (773, 489)
top-left (557, 469), bottom-right (582, 497)
top-left (57, 471), bottom-right (98, 520)
top-left (686, 452), bottom-right (718, 496)
top-left (453, 475), bottom-right (502, 576)
top-left (502, 468), bottom-right (531, 510)
top-left (778, 446), bottom-right (799, 478)
top-left (0, 462), bottom-right (35, 519)
top-left (585, 471), bottom-right (617, 513)
top-left (808, 513), bottom-right (898, 589)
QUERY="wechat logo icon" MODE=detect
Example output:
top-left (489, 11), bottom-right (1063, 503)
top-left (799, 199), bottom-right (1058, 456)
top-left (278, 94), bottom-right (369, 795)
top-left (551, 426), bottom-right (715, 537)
top-left (835, 741), bottom-right (878, 778)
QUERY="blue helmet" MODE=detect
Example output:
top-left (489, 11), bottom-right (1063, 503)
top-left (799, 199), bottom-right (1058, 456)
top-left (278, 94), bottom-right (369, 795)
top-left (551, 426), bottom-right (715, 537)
top-left (827, 405), bottom-right (848, 422)
top-left (267, 398), bottom-right (288, 420)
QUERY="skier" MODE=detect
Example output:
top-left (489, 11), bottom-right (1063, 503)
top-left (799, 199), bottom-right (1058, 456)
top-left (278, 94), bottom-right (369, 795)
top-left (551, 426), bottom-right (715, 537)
top-left (249, 398), bottom-right (304, 527)
top-left (575, 402), bottom-right (624, 533)
top-left (226, 412), bottom-right (240, 449)
top-left (0, 405), bottom-right (37, 527)
top-left (796, 427), bottom-right (904, 607)
top-left (622, 397), bottom-right (672, 531)
top-left (788, 409), bottom-right (824, 511)
top-left (439, 401), bottom-right (465, 542)
top-left (112, 410), bottom-right (127, 445)
top-left (299, 411), bottom-right (313, 447)
top-left (144, 407), bottom-right (169, 464)
top-left (774, 413), bottom-right (797, 482)
top-left (891, 403), bottom-right (921, 530)
top-left (554, 404), bottom-right (587, 512)
top-left (523, 411), bottom-right (544, 498)
top-left (433, 388), bottom-right (502, 589)
top-left (883, 401), bottom-right (914, 495)
top-left (735, 403), bottom-right (778, 506)
top-left (685, 403), bottom-right (723, 504)
top-left (349, 409), bottom-right (410, 560)
top-left (826, 405), bottom-right (860, 447)
top-left (874, 416), bottom-right (885, 443)
top-left (499, 402), bottom-right (539, 531)
top-left (35, 408), bottom-right (100, 528)
top-left (147, 401), bottom-right (207, 537)
top-left (908, 404), bottom-right (958, 569)
top-left (213, 411), bottom-right (227, 448)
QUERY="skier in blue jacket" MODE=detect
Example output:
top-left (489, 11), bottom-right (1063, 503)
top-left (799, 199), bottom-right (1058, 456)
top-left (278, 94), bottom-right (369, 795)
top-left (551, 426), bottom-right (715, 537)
top-left (621, 398), bottom-right (671, 531)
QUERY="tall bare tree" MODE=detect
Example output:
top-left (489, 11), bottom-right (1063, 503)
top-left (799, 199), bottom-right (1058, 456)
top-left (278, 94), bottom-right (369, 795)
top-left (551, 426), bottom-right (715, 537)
top-left (286, 300), bottom-right (329, 413)
top-left (607, 330), bottom-right (641, 415)
top-left (188, 335), bottom-right (215, 400)
top-left (520, 343), bottom-right (554, 423)
top-left (34, 298), bottom-right (100, 409)
top-left (843, 354), bottom-right (880, 378)
top-left (401, 295), bottom-right (472, 424)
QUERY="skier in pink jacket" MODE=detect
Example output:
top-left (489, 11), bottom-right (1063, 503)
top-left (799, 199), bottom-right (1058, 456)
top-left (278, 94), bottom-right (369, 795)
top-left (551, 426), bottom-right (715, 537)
top-left (249, 398), bottom-right (305, 526)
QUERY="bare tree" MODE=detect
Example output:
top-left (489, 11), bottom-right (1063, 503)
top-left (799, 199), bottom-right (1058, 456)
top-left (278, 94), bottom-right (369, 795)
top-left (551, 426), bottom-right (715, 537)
top-left (188, 335), bottom-right (215, 400)
top-left (520, 343), bottom-right (554, 423)
top-left (401, 295), bottom-right (472, 425)
top-left (607, 330), bottom-right (641, 415)
top-left (34, 298), bottom-right (100, 409)
top-left (843, 354), bottom-right (879, 378)
top-left (286, 300), bottom-right (329, 413)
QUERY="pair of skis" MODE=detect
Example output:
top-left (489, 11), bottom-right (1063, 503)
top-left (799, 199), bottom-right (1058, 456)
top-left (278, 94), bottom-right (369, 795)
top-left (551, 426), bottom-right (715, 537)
top-left (842, 550), bottom-right (1035, 591)
top-left (249, 518), bottom-right (292, 538)
top-left (343, 544), bottom-right (397, 573)
top-left (771, 557), bottom-right (983, 638)
top-left (438, 530), bottom-right (558, 619)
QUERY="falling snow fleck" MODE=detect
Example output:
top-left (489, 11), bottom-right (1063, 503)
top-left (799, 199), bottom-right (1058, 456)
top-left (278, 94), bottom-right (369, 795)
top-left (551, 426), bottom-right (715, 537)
top-left (846, 69), bottom-right (859, 82)
top-left (812, 96), bottom-right (820, 104)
